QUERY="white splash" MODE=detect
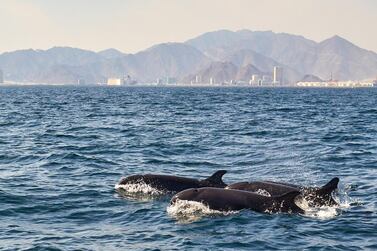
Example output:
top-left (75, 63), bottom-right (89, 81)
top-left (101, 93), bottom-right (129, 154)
top-left (114, 182), bottom-right (164, 196)
top-left (296, 196), bottom-right (339, 220)
top-left (167, 199), bottom-right (237, 223)
top-left (298, 189), bottom-right (353, 220)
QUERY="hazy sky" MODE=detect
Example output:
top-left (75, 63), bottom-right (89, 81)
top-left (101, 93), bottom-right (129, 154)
top-left (1, 0), bottom-right (376, 54)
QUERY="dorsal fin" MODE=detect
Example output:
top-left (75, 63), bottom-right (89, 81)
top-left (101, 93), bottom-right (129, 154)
top-left (275, 191), bottom-right (305, 214)
top-left (318, 177), bottom-right (339, 195)
top-left (304, 178), bottom-right (339, 207)
top-left (202, 170), bottom-right (227, 187)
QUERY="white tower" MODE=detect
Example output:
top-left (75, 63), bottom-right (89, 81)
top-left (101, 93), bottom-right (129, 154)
top-left (195, 75), bottom-right (201, 84)
top-left (273, 66), bottom-right (283, 85)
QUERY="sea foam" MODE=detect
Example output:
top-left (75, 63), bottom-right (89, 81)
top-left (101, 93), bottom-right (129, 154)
top-left (298, 188), bottom-right (353, 220)
top-left (115, 182), bottom-right (164, 195)
top-left (167, 199), bottom-right (237, 223)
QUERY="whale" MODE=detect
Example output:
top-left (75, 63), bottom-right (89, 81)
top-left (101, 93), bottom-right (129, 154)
top-left (226, 177), bottom-right (339, 207)
top-left (171, 187), bottom-right (304, 214)
top-left (117, 170), bottom-right (228, 193)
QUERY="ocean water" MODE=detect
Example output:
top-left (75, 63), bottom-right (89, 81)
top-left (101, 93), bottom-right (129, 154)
top-left (0, 86), bottom-right (376, 250)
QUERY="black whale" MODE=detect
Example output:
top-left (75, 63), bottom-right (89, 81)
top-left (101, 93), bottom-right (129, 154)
top-left (117, 170), bottom-right (227, 193)
top-left (171, 187), bottom-right (304, 214)
top-left (226, 178), bottom-right (339, 207)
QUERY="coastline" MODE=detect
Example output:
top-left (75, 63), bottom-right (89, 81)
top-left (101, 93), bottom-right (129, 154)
top-left (1, 82), bottom-right (376, 88)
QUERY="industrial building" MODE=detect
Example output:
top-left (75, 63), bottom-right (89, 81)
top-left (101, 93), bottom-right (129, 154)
top-left (273, 66), bottom-right (283, 85)
top-left (107, 75), bottom-right (136, 86)
top-left (107, 78), bottom-right (124, 86)
top-left (249, 74), bottom-right (273, 86)
top-left (296, 80), bottom-right (376, 88)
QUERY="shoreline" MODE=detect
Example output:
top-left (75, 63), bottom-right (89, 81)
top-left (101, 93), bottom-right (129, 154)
top-left (1, 82), bottom-right (376, 88)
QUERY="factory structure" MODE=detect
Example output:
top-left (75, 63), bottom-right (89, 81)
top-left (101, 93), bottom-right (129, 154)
top-left (296, 73), bottom-right (377, 88)
top-left (249, 74), bottom-right (273, 85)
top-left (106, 75), bottom-right (137, 86)
top-left (189, 66), bottom-right (284, 86)
top-left (248, 66), bottom-right (284, 85)
top-left (273, 66), bottom-right (283, 84)
top-left (296, 80), bottom-right (376, 88)
top-left (156, 77), bottom-right (177, 85)
top-left (187, 65), bottom-right (376, 88)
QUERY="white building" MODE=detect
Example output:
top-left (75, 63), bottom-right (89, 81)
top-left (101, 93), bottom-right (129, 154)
top-left (209, 77), bottom-right (215, 85)
top-left (273, 66), bottom-right (283, 85)
top-left (250, 74), bottom-right (272, 85)
top-left (107, 78), bottom-right (123, 86)
top-left (195, 75), bottom-right (201, 84)
top-left (156, 78), bottom-right (163, 85)
top-left (107, 75), bottom-right (136, 86)
top-left (0, 69), bottom-right (3, 83)
top-left (251, 74), bottom-right (260, 84)
top-left (297, 81), bottom-right (375, 88)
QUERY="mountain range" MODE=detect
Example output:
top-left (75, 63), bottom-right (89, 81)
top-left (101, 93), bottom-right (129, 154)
top-left (1, 29), bottom-right (377, 84)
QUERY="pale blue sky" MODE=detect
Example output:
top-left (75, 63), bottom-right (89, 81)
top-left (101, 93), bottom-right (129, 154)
top-left (1, 0), bottom-right (376, 53)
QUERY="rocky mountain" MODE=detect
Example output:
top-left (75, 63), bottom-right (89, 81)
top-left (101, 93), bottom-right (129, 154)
top-left (127, 42), bottom-right (210, 81)
top-left (0, 43), bottom-right (210, 83)
top-left (310, 36), bottom-right (377, 80)
top-left (236, 64), bottom-right (264, 82)
top-left (1, 29), bottom-right (377, 84)
top-left (221, 49), bottom-right (301, 83)
top-left (186, 30), bottom-right (317, 71)
top-left (0, 47), bottom-right (103, 83)
top-left (183, 61), bottom-right (238, 83)
top-left (186, 30), bottom-right (377, 81)
top-left (97, 48), bottom-right (126, 59)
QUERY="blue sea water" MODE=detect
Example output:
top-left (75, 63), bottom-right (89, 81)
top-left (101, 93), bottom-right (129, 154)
top-left (0, 86), bottom-right (376, 250)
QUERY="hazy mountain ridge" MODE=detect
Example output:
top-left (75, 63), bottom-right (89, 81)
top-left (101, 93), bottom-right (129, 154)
top-left (97, 48), bottom-right (126, 59)
top-left (0, 47), bottom-right (104, 82)
top-left (183, 61), bottom-right (239, 83)
top-left (130, 43), bottom-right (210, 81)
top-left (222, 49), bottom-right (302, 82)
top-left (1, 29), bottom-right (377, 84)
top-left (186, 30), bottom-right (377, 81)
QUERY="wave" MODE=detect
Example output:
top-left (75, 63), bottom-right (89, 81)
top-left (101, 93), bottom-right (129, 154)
top-left (167, 199), bottom-right (237, 223)
top-left (299, 187), bottom-right (354, 220)
top-left (114, 181), bottom-right (167, 202)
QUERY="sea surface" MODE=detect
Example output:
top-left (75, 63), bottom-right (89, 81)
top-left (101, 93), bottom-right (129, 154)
top-left (0, 86), bottom-right (376, 250)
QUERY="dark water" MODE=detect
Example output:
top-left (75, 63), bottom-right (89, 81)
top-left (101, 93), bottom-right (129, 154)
top-left (0, 86), bottom-right (376, 250)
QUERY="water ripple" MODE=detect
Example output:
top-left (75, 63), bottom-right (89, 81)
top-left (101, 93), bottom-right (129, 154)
top-left (0, 86), bottom-right (376, 250)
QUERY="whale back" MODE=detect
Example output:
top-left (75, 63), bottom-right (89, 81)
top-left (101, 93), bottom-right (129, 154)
top-left (118, 170), bottom-right (228, 192)
top-left (228, 178), bottom-right (339, 208)
top-left (171, 187), bottom-right (304, 214)
top-left (226, 181), bottom-right (297, 195)
top-left (271, 191), bottom-right (305, 214)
